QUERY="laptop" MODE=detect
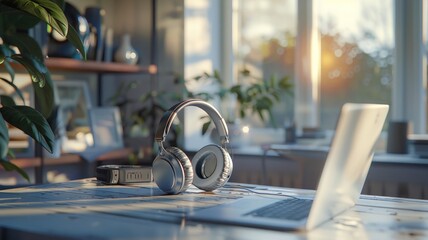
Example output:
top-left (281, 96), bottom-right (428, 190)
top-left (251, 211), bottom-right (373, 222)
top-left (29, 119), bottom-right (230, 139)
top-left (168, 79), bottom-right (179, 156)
top-left (187, 103), bottom-right (389, 231)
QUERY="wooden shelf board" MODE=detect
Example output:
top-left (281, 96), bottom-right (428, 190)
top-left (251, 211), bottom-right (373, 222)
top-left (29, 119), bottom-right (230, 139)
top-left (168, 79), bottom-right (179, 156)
top-left (9, 148), bottom-right (133, 169)
top-left (9, 157), bottom-right (40, 169)
top-left (9, 58), bottom-right (156, 74)
top-left (45, 58), bottom-right (154, 74)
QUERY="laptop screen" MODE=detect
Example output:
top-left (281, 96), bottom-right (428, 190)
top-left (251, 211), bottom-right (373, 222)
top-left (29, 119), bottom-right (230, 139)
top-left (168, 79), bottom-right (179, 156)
top-left (306, 103), bottom-right (389, 229)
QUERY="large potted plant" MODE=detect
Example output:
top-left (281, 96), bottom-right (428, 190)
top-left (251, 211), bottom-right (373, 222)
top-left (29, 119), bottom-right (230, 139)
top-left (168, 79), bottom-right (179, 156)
top-left (0, 0), bottom-right (85, 180)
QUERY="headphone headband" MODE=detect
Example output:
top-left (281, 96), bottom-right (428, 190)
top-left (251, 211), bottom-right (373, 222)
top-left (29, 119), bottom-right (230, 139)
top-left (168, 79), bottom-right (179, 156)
top-left (155, 99), bottom-right (229, 146)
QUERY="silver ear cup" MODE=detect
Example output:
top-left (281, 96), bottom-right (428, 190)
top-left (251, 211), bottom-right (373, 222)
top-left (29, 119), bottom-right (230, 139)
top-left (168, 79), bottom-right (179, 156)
top-left (152, 147), bottom-right (194, 194)
top-left (167, 147), bottom-right (194, 193)
top-left (192, 144), bottom-right (233, 191)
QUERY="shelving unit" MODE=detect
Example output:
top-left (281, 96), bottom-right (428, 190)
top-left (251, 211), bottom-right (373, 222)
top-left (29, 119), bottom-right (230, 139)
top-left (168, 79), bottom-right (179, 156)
top-left (7, 57), bottom-right (156, 184)
top-left (4, 0), bottom-right (161, 186)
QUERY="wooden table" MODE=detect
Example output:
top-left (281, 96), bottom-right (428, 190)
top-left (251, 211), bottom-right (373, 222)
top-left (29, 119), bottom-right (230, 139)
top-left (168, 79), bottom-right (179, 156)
top-left (0, 178), bottom-right (427, 239)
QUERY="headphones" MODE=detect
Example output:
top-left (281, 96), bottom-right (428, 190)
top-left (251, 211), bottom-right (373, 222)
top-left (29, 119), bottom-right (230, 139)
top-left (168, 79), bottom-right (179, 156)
top-left (152, 99), bottom-right (233, 194)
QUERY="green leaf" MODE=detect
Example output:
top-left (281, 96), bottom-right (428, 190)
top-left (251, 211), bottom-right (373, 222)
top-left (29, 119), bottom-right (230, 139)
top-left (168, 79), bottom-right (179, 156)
top-left (51, 0), bottom-right (65, 9)
top-left (0, 50), bottom-right (4, 64)
top-left (279, 76), bottom-right (293, 90)
top-left (66, 23), bottom-right (87, 59)
top-left (9, 54), bottom-right (54, 117)
top-left (0, 95), bottom-right (16, 107)
top-left (0, 114), bottom-right (9, 158)
top-left (213, 70), bottom-right (223, 84)
top-left (31, 75), bottom-right (55, 118)
top-left (0, 105), bottom-right (54, 153)
top-left (268, 75), bottom-right (276, 88)
top-left (193, 75), bottom-right (203, 81)
top-left (239, 109), bottom-right (246, 119)
top-left (10, 54), bottom-right (47, 86)
top-left (3, 0), bottom-right (68, 36)
top-left (271, 92), bottom-right (280, 102)
top-left (7, 149), bottom-right (16, 159)
top-left (217, 88), bottom-right (228, 99)
top-left (257, 96), bottom-right (274, 109)
top-left (0, 45), bottom-right (16, 80)
top-left (0, 46), bottom-right (15, 80)
top-left (230, 85), bottom-right (242, 95)
top-left (0, 77), bottom-right (25, 104)
top-left (3, 61), bottom-right (15, 82)
top-left (0, 45), bottom-right (15, 58)
top-left (0, 159), bottom-right (29, 181)
top-left (203, 72), bottom-right (211, 78)
top-left (0, 4), bottom-right (40, 30)
top-left (2, 33), bottom-right (44, 61)
top-left (202, 120), bottom-right (212, 135)
top-left (46, 105), bottom-right (60, 136)
top-left (240, 68), bottom-right (251, 76)
top-left (247, 84), bottom-right (262, 97)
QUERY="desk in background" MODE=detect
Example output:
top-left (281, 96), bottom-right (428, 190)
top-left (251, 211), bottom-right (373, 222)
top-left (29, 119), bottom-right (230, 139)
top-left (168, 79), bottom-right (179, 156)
top-left (0, 178), bottom-right (427, 239)
top-left (263, 144), bottom-right (428, 199)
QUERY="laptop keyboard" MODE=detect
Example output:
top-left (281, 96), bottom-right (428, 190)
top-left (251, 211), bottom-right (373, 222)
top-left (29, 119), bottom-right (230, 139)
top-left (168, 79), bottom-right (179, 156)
top-left (245, 198), bottom-right (313, 221)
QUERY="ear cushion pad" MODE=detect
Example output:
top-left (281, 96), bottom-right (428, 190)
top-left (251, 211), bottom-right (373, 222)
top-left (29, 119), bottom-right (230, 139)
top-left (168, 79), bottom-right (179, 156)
top-left (192, 144), bottom-right (233, 191)
top-left (166, 147), bottom-right (194, 193)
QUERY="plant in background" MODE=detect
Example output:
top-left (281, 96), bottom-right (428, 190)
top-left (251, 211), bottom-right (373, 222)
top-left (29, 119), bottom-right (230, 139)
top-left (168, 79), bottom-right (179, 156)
top-left (193, 69), bottom-right (293, 135)
top-left (0, 0), bottom-right (85, 180)
top-left (110, 68), bottom-right (292, 147)
top-left (108, 75), bottom-right (188, 149)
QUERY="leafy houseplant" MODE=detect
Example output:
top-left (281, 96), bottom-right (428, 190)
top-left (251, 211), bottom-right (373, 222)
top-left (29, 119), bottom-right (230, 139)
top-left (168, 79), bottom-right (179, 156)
top-left (110, 69), bottom-right (292, 148)
top-left (0, 0), bottom-right (85, 180)
top-left (192, 69), bottom-right (293, 135)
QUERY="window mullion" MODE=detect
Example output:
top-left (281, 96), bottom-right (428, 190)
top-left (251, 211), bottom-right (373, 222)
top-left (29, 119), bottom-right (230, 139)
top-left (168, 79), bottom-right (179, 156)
top-left (393, 0), bottom-right (426, 133)
top-left (294, 0), bottom-right (320, 134)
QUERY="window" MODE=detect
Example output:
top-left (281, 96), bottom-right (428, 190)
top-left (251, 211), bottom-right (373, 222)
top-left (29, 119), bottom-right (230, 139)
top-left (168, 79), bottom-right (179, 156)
top-left (184, 0), bottom-right (426, 150)
top-left (318, 0), bottom-right (393, 129)
top-left (234, 0), bottom-right (394, 131)
top-left (234, 0), bottom-right (296, 128)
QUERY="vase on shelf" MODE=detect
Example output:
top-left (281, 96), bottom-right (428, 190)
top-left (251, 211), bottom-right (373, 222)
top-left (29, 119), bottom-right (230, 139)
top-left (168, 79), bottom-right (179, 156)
top-left (114, 34), bottom-right (138, 65)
